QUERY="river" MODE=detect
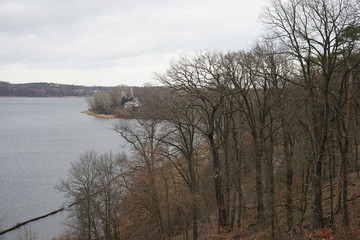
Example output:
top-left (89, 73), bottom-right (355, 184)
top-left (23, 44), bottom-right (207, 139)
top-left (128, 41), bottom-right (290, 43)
top-left (0, 97), bottom-right (127, 239)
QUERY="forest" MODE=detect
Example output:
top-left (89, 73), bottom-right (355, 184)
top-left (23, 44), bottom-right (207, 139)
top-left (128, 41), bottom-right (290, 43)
top-left (55, 0), bottom-right (360, 239)
top-left (0, 82), bottom-right (112, 97)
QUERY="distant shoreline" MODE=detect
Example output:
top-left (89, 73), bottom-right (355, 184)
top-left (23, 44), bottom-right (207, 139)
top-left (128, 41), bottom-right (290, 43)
top-left (81, 110), bottom-right (117, 119)
top-left (0, 96), bottom-right (85, 98)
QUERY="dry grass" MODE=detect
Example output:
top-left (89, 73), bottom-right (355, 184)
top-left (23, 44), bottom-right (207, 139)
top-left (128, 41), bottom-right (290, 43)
top-left (81, 110), bottom-right (117, 119)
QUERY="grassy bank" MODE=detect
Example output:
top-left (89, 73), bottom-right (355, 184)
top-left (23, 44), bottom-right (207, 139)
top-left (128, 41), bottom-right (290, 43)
top-left (81, 110), bottom-right (117, 119)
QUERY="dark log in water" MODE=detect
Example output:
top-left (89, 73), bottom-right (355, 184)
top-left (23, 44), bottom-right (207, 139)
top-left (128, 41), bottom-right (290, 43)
top-left (0, 171), bottom-right (128, 236)
top-left (0, 208), bottom-right (64, 235)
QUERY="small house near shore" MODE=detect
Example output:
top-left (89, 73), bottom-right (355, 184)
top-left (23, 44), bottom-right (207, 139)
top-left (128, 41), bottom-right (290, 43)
top-left (124, 97), bottom-right (141, 109)
top-left (123, 87), bottom-right (141, 109)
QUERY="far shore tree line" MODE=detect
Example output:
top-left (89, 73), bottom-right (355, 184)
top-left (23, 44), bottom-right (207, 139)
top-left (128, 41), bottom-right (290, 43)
top-left (0, 82), bottom-right (112, 97)
top-left (57, 0), bottom-right (360, 239)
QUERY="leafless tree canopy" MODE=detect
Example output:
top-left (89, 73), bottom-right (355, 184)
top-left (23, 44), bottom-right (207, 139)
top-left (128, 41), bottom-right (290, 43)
top-left (57, 0), bottom-right (360, 239)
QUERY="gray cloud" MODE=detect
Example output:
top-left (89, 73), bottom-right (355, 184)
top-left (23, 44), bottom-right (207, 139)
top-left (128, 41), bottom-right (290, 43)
top-left (0, 0), bottom-right (269, 86)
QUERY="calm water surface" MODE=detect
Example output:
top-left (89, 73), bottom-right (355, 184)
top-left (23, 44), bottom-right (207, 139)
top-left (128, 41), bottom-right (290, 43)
top-left (0, 97), bottom-right (127, 239)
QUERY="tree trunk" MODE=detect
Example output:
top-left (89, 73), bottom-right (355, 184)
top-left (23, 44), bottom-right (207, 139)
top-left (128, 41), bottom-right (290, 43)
top-left (208, 133), bottom-right (228, 231)
top-left (311, 156), bottom-right (324, 230)
top-left (282, 117), bottom-right (294, 232)
top-left (300, 160), bottom-right (310, 231)
top-left (327, 137), bottom-right (336, 232)
top-left (355, 135), bottom-right (359, 178)
top-left (266, 130), bottom-right (276, 239)
top-left (253, 134), bottom-right (265, 224)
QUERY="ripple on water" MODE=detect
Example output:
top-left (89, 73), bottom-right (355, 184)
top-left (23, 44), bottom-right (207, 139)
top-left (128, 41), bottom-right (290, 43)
top-left (0, 97), bottom-right (127, 239)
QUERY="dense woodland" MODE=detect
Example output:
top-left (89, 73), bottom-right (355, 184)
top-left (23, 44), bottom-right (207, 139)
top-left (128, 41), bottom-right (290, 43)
top-left (54, 0), bottom-right (360, 239)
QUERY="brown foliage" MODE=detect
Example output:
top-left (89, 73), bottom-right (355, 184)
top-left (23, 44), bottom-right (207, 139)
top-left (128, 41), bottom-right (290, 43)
top-left (312, 228), bottom-right (334, 240)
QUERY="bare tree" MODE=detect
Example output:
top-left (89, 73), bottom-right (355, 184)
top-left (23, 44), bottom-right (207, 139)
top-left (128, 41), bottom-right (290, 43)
top-left (225, 48), bottom-right (276, 227)
top-left (263, 0), bottom-right (360, 229)
top-left (17, 226), bottom-right (39, 240)
top-left (57, 150), bottom-right (122, 240)
top-left (156, 51), bottom-right (232, 231)
top-left (114, 119), bottom-right (171, 240)
top-left (93, 152), bottom-right (122, 240)
top-left (159, 97), bottom-right (204, 239)
top-left (87, 92), bottom-right (112, 114)
top-left (58, 150), bottom-right (98, 239)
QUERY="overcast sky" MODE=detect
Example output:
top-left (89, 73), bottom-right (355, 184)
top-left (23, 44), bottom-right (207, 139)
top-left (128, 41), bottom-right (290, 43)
top-left (0, 0), bottom-right (269, 87)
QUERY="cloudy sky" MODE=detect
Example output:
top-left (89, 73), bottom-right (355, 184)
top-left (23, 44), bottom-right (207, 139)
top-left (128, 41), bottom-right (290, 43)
top-left (0, 0), bottom-right (269, 87)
